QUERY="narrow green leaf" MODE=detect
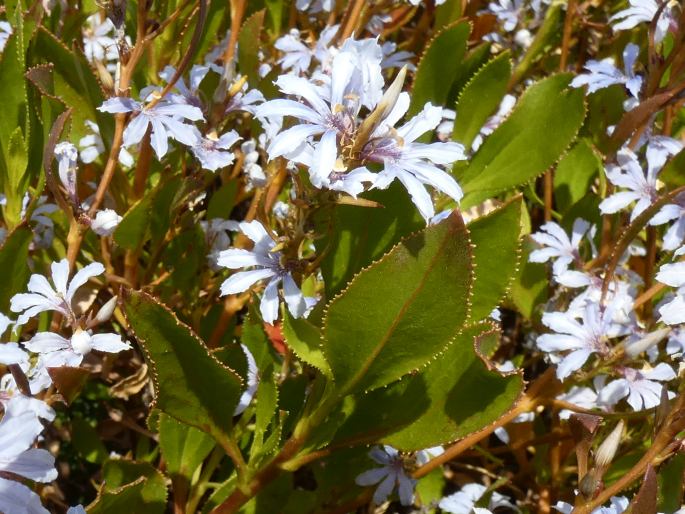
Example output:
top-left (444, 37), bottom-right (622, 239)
top-left (458, 73), bottom-right (586, 208)
top-left (510, 3), bottom-right (563, 85)
top-left (0, 225), bottom-right (32, 312)
top-left (88, 478), bottom-right (149, 513)
top-left (89, 460), bottom-right (167, 514)
top-left (250, 366), bottom-right (280, 461)
top-left (382, 324), bottom-right (523, 449)
top-left (71, 416), bottom-right (109, 464)
top-left (281, 309), bottom-right (331, 377)
top-left (657, 454), bottom-right (685, 513)
top-left (322, 212), bottom-right (472, 394)
top-left (467, 197), bottom-right (523, 321)
top-left (123, 291), bottom-right (243, 441)
top-left (316, 183), bottom-right (423, 297)
top-left (0, 26), bottom-right (27, 178)
top-left (453, 51), bottom-right (512, 149)
top-left (32, 27), bottom-right (110, 144)
top-left (330, 323), bottom-right (523, 451)
top-left (554, 140), bottom-right (603, 214)
top-left (409, 21), bottom-right (470, 115)
top-left (238, 10), bottom-right (265, 88)
top-left (158, 413), bottom-right (215, 480)
top-left (510, 239), bottom-right (549, 319)
top-left (114, 194), bottom-right (155, 250)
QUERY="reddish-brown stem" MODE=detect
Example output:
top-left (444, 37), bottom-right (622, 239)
top-left (572, 391), bottom-right (685, 513)
top-left (543, 170), bottom-right (553, 222)
top-left (559, 0), bottom-right (577, 71)
top-left (222, 0), bottom-right (247, 72)
top-left (600, 186), bottom-right (685, 304)
top-left (335, 0), bottom-right (366, 43)
top-left (413, 368), bottom-right (560, 479)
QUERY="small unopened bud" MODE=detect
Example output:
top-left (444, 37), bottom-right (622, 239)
top-left (95, 296), bottom-right (118, 324)
top-left (71, 329), bottom-right (93, 355)
top-left (579, 472), bottom-right (600, 499)
top-left (595, 420), bottom-right (625, 471)
top-left (54, 141), bottom-right (79, 204)
top-left (91, 209), bottom-right (122, 237)
top-left (625, 328), bottom-right (670, 358)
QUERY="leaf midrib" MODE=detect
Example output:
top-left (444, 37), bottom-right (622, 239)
top-left (336, 216), bottom-right (465, 394)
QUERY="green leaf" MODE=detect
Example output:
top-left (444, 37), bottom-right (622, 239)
top-left (382, 323), bottom-right (523, 449)
top-left (32, 27), bottom-right (110, 144)
top-left (316, 183), bottom-right (423, 297)
top-left (123, 290), bottom-right (243, 443)
top-left (114, 194), bottom-right (155, 250)
top-left (510, 3), bottom-right (563, 85)
top-left (330, 323), bottom-right (523, 451)
top-left (158, 412), bottom-right (215, 480)
top-left (238, 10), bottom-right (265, 88)
top-left (510, 239), bottom-right (549, 319)
top-left (409, 21), bottom-right (470, 116)
top-left (0, 225), bottom-right (32, 312)
top-left (0, 19), bottom-right (28, 183)
top-left (434, 0), bottom-right (463, 30)
top-left (88, 460), bottom-right (167, 514)
top-left (207, 178), bottom-right (239, 219)
top-left (249, 366), bottom-right (281, 463)
top-left (458, 73), bottom-right (586, 208)
top-left (467, 197), bottom-right (523, 321)
top-left (554, 140), bottom-right (602, 214)
top-left (71, 416), bottom-right (109, 464)
top-left (281, 309), bottom-right (331, 377)
top-left (453, 51), bottom-right (512, 149)
top-left (657, 454), bottom-right (685, 513)
top-left (322, 212), bottom-right (472, 394)
top-left (88, 478), bottom-right (149, 513)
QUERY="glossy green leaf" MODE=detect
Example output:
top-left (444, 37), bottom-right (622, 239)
top-left (32, 27), bottom-right (110, 144)
top-left (88, 460), bottom-right (167, 514)
top-left (71, 416), bottom-right (108, 465)
top-left (434, 0), bottom-right (463, 30)
top-left (317, 183), bottom-right (423, 297)
top-left (658, 454), bottom-right (685, 512)
top-left (382, 324), bottom-right (523, 449)
top-left (510, 239), bottom-right (549, 319)
top-left (458, 73), bottom-right (586, 208)
top-left (409, 21), bottom-right (470, 115)
top-left (322, 212), bottom-right (472, 394)
top-left (453, 51), bottom-right (512, 149)
top-left (158, 413), bottom-right (215, 480)
top-left (554, 140), bottom-right (602, 214)
top-left (250, 366), bottom-right (281, 463)
top-left (238, 10), bottom-right (265, 88)
top-left (281, 309), bottom-right (331, 377)
top-left (0, 13), bottom-right (27, 183)
top-left (114, 194), bottom-right (155, 250)
top-left (88, 478), bottom-right (149, 513)
top-left (330, 323), bottom-right (523, 451)
top-left (123, 290), bottom-right (243, 442)
top-left (510, 3), bottom-right (563, 85)
top-left (467, 197), bottom-right (523, 321)
top-left (0, 225), bottom-right (32, 312)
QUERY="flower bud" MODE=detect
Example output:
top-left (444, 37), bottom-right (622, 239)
top-left (91, 209), bottom-right (122, 237)
top-left (71, 329), bottom-right (93, 356)
top-left (95, 296), bottom-right (118, 324)
top-left (624, 328), bottom-right (670, 358)
top-left (54, 141), bottom-right (79, 203)
top-left (595, 420), bottom-right (624, 471)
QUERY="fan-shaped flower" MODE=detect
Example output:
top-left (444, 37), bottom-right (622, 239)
top-left (10, 259), bottom-right (105, 326)
top-left (217, 221), bottom-right (316, 324)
